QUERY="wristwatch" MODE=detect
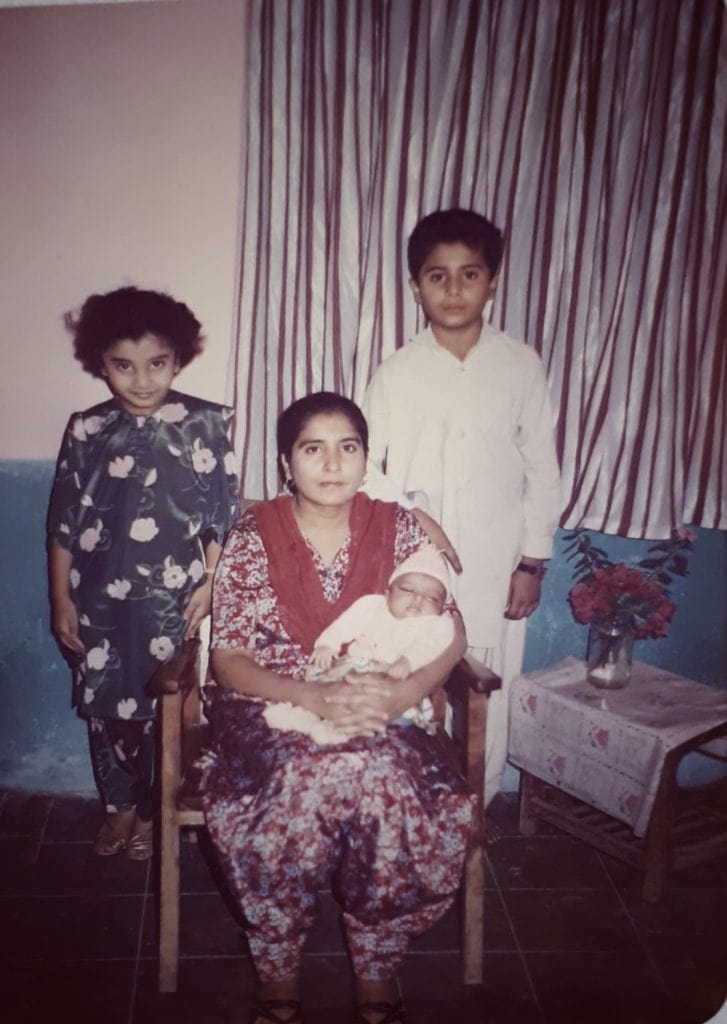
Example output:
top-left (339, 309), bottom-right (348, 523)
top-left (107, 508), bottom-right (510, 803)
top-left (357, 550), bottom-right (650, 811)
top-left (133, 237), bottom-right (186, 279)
top-left (516, 561), bottom-right (546, 580)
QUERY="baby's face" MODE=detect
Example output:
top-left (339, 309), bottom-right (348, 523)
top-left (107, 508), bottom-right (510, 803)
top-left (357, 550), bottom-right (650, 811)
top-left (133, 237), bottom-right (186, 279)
top-left (387, 572), bottom-right (447, 619)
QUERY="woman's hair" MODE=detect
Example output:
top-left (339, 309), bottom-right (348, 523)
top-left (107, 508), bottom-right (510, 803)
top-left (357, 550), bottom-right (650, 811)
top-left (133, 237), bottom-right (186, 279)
top-left (66, 286), bottom-right (204, 377)
top-left (276, 391), bottom-right (369, 484)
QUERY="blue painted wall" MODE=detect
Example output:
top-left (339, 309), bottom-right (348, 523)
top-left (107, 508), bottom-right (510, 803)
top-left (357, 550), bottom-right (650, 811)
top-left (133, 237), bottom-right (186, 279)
top-left (1, 459), bottom-right (725, 795)
top-left (0, 461), bottom-right (95, 792)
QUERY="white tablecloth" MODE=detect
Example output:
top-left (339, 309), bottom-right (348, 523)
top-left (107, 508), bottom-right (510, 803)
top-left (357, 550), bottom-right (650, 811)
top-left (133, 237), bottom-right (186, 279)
top-left (508, 658), bottom-right (727, 836)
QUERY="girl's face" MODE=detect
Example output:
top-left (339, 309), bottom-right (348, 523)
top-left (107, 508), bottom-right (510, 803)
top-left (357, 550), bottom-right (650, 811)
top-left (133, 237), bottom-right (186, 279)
top-left (282, 411), bottom-right (366, 509)
top-left (101, 333), bottom-right (179, 416)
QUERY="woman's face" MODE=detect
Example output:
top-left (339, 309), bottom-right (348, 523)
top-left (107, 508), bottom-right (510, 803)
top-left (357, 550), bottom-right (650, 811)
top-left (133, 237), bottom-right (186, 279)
top-left (283, 411), bottom-right (366, 508)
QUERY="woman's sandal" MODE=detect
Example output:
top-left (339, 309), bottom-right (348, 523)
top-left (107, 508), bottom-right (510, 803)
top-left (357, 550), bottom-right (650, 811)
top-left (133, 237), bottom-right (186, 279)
top-left (353, 1001), bottom-right (406, 1024)
top-left (251, 998), bottom-right (304, 1024)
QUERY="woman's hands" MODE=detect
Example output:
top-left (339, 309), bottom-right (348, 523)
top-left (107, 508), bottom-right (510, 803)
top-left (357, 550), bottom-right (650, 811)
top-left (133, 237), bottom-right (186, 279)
top-left (310, 674), bottom-right (399, 738)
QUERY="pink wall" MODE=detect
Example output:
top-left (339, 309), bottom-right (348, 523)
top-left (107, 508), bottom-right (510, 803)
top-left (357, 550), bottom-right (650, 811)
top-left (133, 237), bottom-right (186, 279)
top-left (0, 0), bottom-right (246, 458)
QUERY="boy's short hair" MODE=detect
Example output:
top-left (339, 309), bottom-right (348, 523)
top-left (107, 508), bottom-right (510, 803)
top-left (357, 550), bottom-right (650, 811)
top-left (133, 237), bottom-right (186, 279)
top-left (66, 286), bottom-right (204, 377)
top-left (407, 208), bottom-right (504, 280)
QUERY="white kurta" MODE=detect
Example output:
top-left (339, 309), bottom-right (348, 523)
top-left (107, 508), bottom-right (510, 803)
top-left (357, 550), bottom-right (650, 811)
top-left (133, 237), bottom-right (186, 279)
top-left (362, 324), bottom-right (561, 648)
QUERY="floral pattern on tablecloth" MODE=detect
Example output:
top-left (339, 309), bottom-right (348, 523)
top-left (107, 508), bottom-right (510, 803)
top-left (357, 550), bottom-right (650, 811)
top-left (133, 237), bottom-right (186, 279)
top-left (508, 657), bottom-right (727, 836)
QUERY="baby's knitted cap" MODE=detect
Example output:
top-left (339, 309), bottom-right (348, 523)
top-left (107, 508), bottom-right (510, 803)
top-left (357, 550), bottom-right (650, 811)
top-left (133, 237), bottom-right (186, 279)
top-left (388, 545), bottom-right (451, 595)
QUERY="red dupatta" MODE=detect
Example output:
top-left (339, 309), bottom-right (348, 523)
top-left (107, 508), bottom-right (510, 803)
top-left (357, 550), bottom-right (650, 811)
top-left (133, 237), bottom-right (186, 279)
top-left (253, 492), bottom-right (398, 654)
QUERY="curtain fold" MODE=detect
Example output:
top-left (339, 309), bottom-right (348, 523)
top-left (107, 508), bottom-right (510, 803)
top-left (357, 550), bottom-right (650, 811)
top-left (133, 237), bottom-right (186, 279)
top-left (230, 0), bottom-right (726, 538)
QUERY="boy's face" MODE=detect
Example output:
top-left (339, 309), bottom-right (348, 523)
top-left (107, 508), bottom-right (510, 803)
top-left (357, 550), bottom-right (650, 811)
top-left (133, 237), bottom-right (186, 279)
top-left (387, 572), bottom-right (447, 619)
top-left (410, 242), bottom-right (497, 335)
top-left (101, 333), bottom-right (179, 416)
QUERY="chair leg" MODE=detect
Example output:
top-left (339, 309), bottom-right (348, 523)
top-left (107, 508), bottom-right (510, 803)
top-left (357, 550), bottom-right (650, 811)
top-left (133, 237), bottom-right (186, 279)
top-left (157, 688), bottom-right (184, 992)
top-left (463, 686), bottom-right (487, 985)
top-left (462, 816), bottom-right (485, 985)
top-left (158, 815), bottom-right (181, 992)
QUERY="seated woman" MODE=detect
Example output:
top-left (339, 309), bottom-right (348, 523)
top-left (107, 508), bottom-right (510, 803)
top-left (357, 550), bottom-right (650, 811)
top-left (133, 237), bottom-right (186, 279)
top-left (202, 392), bottom-right (473, 1024)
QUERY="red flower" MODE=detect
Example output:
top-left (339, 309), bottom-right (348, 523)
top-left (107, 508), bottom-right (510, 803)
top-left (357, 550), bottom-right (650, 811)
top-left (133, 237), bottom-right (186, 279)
top-left (565, 527), bottom-right (692, 642)
top-left (568, 564), bottom-right (678, 639)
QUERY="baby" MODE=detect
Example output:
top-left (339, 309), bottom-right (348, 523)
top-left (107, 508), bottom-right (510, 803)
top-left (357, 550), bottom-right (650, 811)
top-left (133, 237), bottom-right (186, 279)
top-left (263, 546), bottom-right (455, 744)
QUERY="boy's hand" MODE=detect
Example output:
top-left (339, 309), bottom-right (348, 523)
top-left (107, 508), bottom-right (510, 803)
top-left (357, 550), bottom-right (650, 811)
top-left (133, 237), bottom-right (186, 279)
top-left (182, 579), bottom-right (212, 638)
top-left (310, 645), bottom-right (336, 670)
top-left (51, 596), bottom-right (85, 655)
top-left (505, 570), bottom-right (541, 620)
top-left (411, 508), bottom-right (462, 574)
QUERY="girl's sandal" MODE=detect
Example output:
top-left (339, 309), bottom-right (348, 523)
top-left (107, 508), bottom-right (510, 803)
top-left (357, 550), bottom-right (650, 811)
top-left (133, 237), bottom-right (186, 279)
top-left (251, 998), bottom-right (304, 1024)
top-left (93, 812), bottom-right (135, 856)
top-left (126, 827), bottom-right (153, 861)
top-left (353, 1001), bottom-right (406, 1024)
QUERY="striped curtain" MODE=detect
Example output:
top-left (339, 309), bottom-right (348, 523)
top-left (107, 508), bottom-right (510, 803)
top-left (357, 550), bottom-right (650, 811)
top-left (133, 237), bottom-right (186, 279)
top-left (230, 0), bottom-right (726, 538)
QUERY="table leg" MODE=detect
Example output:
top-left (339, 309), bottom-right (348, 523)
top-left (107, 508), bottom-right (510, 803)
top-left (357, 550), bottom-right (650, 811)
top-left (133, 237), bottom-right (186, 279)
top-left (518, 771), bottom-right (539, 836)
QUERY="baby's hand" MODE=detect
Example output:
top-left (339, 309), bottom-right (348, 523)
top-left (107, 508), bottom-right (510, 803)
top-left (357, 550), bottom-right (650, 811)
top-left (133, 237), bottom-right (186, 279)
top-left (387, 656), bottom-right (412, 680)
top-left (310, 645), bottom-right (336, 670)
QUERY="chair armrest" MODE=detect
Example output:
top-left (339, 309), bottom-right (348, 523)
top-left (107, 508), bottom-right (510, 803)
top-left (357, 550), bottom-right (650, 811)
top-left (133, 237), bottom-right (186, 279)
top-left (446, 655), bottom-right (501, 701)
top-left (147, 638), bottom-right (201, 697)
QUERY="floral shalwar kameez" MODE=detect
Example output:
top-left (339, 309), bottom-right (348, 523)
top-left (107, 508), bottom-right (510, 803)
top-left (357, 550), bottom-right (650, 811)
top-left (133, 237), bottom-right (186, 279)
top-left (47, 390), bottom-right (239, 811)
top-left (203, 504), bottom-right (474, 981)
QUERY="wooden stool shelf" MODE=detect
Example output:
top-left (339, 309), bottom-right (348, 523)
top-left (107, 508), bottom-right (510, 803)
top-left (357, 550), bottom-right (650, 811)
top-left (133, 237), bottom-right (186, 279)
top-left (510, 658), bottom-right (727, 902)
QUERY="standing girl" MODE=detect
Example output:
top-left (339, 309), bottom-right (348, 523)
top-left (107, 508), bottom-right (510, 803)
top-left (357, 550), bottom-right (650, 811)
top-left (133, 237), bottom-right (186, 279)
top-left (47, 286), bottom-right (239, 859)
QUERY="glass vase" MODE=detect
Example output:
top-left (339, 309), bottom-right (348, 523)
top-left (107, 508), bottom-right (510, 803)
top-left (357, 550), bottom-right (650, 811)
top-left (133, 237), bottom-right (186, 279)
top-left (586, 618), bottom-right (634, 689)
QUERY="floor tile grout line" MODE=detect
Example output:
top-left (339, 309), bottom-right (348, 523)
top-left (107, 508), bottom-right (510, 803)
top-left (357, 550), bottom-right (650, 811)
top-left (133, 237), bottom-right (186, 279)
top-left (485, 847), bottom-right (547, 1024)
top-left (127, 860), bottom-right (152, 1024)
top-left (596, 849), bottom-right (675, 1000)
top-left (38, 795), bottom-right (52, 849)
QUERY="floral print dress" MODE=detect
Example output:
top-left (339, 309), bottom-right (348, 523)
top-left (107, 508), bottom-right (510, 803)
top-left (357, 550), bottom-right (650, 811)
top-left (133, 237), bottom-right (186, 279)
top-left (203, 505), bottom-right (474, 981)
top-left (47, 390), bottom-right (239, 721)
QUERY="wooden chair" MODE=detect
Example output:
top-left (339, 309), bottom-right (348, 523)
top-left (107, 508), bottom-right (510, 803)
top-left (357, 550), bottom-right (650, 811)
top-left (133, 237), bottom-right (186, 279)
top-left (148, 639), bottom-right (500, 993)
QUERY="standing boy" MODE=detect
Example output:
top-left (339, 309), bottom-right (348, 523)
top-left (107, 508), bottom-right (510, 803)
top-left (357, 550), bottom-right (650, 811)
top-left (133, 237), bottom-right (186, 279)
top-left (362, 208), bottom-right (561, 817)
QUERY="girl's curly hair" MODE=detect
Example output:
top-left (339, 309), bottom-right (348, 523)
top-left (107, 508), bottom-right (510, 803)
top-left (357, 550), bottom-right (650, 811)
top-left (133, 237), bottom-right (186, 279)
top-left (66, 286), bottom-right (204, 377)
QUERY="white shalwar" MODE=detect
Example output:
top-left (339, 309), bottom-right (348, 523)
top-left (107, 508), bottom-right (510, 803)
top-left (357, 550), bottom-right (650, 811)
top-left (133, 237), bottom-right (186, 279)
top-left (362, 324), bottom-right (561, 804)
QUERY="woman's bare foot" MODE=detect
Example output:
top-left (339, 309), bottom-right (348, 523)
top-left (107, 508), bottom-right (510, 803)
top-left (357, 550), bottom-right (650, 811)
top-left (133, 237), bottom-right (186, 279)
top-left (252, 978), bottom-right (303, 1023)
top-left (354, 978), bottom-right (404, 1023)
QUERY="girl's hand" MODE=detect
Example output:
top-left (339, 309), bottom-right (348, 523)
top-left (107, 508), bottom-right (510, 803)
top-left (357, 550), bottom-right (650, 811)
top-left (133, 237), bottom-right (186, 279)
top-left (182, 579), bottom-right (213, 638)
top-left (51, 596), bottom-right (85, 655)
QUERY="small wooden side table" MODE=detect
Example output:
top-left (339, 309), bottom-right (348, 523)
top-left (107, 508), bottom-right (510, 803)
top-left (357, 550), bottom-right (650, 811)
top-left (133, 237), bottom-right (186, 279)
top-left (508, 658), bottom-right (727, 901)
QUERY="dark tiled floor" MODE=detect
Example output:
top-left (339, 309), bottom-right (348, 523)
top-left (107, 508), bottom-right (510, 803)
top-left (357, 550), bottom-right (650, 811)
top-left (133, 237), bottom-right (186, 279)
top-left (1, 789), bottom-right (726, 1024)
